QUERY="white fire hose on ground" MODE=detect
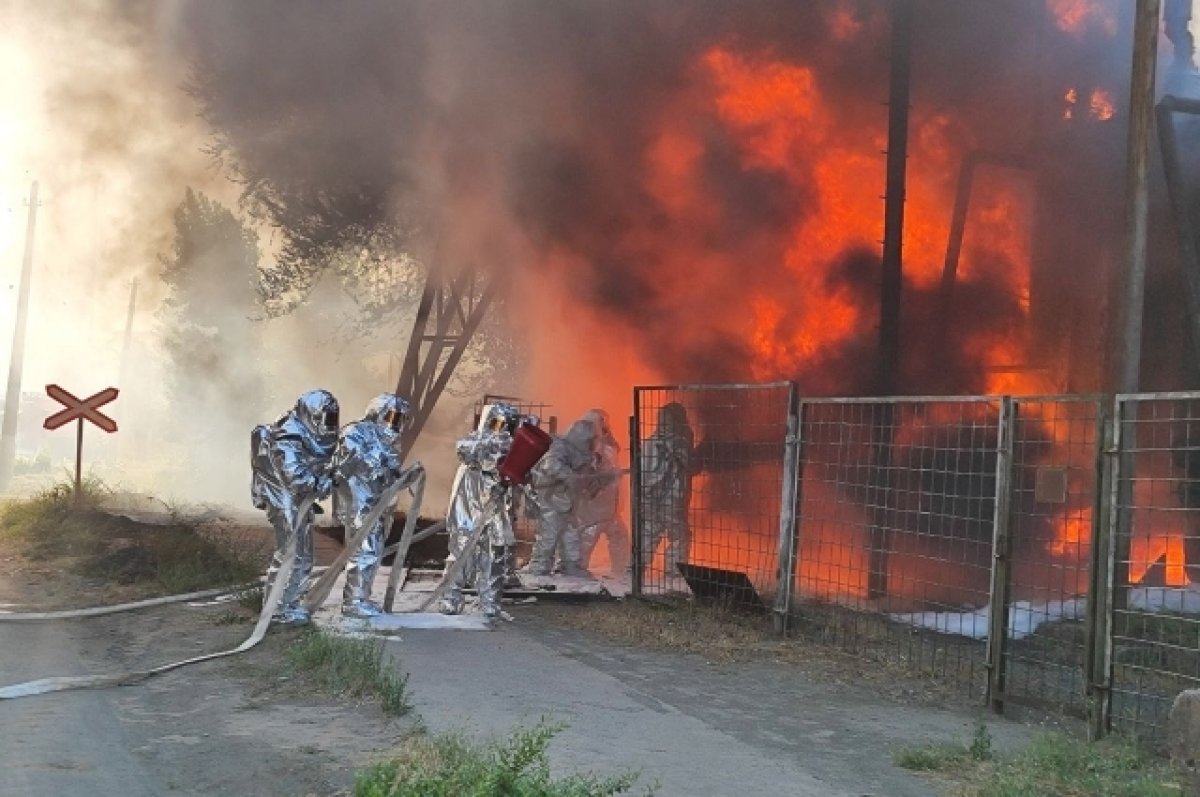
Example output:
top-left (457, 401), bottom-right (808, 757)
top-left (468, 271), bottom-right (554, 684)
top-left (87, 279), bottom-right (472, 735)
top-left (0, 472), bottom-right (438, 701)
top-left (0, 520), bottom-right (300, 700)
top-left (416, 493), bottom-right (504, 613)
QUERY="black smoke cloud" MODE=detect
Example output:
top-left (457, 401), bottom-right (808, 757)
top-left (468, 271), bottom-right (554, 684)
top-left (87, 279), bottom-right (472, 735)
top-left (169, 0), bottom-right (1153, 394)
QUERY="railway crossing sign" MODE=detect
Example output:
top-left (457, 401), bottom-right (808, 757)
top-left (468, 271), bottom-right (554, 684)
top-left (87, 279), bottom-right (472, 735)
top-left (42, 384), bottom-right (119, 505)
top-left (43, 385), bottom-right (119, 433)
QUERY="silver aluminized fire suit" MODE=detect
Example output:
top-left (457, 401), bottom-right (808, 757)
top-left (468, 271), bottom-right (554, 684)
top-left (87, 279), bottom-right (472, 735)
top-left (524, 419), bottom-right (594, 576)
top-left (439, 403), bottom-right (522, 618)
top-left (577, 409), bottom-right (630, 573)
top-left (332, 393), bottom-right (424, 618)
top-left (251, 389), bottom-right (339, 625)
top-left (639, 402), bottom-right (694, 577)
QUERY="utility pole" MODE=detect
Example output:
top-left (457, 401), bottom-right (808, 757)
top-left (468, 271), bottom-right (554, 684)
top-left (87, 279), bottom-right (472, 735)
top-left (1117, 0), bottom-right (1162, 392)
top-left (869, 0), bottom-right (914, 600)
top-left (878, 0), bottom-right (913, 397)
top-left (1094, 0), bottom-right (1162, 742)
top-left (0, 181), bottom-right (40, 491)
top-left (118, 279), bottom-right (138, 382)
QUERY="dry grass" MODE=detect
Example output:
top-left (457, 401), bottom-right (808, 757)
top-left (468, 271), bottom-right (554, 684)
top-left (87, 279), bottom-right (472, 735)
top-left (527, 598), bottom-right (974, 707)
top-left (895, 729), bottom-right (1177, 797)
top-left (0, 479), bottom-right (263, 607)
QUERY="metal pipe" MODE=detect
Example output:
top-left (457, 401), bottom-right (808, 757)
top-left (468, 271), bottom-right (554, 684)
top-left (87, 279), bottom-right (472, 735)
top-left (940, 151), bottom-right (1034, 303)
top-left (1155, 96), bottom-right (1200, 378)
top-left (630, 406), bottom-right (644, 599)
top-left (985, 397), bottom-right (1016, 714)
top-left (771, 385), bottom-right (803, 635)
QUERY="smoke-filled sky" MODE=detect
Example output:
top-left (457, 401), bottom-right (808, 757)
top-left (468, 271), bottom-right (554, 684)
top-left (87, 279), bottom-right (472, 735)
top-left (0, 0), bottom-right (1197, 506)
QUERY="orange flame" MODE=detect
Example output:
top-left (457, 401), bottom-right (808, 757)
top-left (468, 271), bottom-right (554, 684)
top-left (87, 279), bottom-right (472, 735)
top-left (1048, 0), bottom-right (1118, 38)
top-left (1128, 535), bottom-right (1191, 587)
top-left (697, 44), bottom-right (1039, 390)
top-left (1089, 88), bottom-right (1115, 121)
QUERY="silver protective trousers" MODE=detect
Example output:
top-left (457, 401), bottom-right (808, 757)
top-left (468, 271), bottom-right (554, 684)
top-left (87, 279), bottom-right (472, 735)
top-left (343, 515), bottom-right (391, 607)
top-left (528, 502), bottom-right (581, 573)
top-left (442, 535), bottom-right (506, 618)
top-left (265, 504), bottom-right (315, 614)
top-left (640, 496), bottom-right (688, 576)
top-left (580, 517), bottom-right (630, 572)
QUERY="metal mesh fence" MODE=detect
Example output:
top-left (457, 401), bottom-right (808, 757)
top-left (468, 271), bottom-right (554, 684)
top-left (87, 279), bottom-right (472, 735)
top-left (1107, 393), bottom-right (1200, 738)
top-left (999, 397), bottom-right (1100, 717)
top-left (633, 383), bottom-right (793, 611)
top-left (788, 397), bottom-right (1000, 698)
top-left (624, 383), bottom-right (1200, 736)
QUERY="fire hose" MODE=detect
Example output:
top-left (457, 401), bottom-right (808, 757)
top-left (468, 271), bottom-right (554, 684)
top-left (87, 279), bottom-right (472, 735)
top-left (0, 494), bottom-right (312, 701)
top-left (0, 584), bottom-right (260, 622)
top-left (301, 469), bottom-right (423, 614)
top-left (0, 471), bottom-right (425, 701)
top-left (415, 492), bottom-right (504, 613)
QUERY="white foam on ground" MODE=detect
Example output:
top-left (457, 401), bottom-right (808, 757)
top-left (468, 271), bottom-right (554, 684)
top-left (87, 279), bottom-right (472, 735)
top-left (890, 598), bottom-right (1087, 641)
top-left (889, 585), bottom-right (1200, 641)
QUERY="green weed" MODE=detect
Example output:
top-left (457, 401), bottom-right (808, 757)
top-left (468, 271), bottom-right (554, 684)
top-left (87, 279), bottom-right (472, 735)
top-left (352, 722), bottom-right (650, 797)
top-left (286, 629), bottom-right (411, 716)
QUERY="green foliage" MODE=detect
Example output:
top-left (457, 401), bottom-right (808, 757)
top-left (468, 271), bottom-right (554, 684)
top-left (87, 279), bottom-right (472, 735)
top-left (969, 721), bottom-right (993, 762)
top-left (285, 630), bottom-right (411, 716)
top-left (352, 723), bottom-right (648, 797)
top-left (0, 477), bottom-right (109, 540)
top-left (896, 729), bottom-right (1177, 797)
top-left (894, 744), bottom-right (972, 772)
top-left (158, 188), bottom-right (265, 434)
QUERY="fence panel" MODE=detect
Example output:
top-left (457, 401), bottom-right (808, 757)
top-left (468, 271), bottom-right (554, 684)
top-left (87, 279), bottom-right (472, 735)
top-left (789, 397), bottom-right (1001, 698)
top-left (1108, 393), bottom-right (1200, 738)
top-left (633, 383), bottom-right (793, 611)
top-left (998, 396), bottom-right (1102, 717)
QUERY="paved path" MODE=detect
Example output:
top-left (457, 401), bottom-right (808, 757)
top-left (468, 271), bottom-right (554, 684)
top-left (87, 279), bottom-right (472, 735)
top-left (0, 620), bottom-right (160, 797)
top-left (392, 617), bottom-right (1032, 796)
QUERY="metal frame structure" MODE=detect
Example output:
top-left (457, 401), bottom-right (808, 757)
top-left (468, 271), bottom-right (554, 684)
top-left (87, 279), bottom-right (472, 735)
top-left (1156, 94), bottom-right (1200, 380)
top-left (393, 262), bottom-right (496, 452)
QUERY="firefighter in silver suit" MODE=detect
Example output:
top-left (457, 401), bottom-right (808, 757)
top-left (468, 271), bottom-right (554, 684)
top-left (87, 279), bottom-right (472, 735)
top-left (523, 419), bottom-right (594, 577)
top-left (439, 403), bottom-right (523, 619)
top-left (251, 389), bottom-right (339, 626)
top-left (332, 393), bottom-right (425, 618)
top-left (577, 408), bottom-right (630, 574)
top-left (639, 402), bottom-right (694, 578)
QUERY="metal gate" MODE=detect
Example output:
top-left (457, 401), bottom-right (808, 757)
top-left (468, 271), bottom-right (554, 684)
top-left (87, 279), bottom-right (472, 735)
top-left (631, 383), bottom-right (795, 612)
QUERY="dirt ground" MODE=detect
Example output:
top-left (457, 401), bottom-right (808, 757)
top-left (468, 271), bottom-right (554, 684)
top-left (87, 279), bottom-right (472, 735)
top-left (0, 508), bottom-right (1045, 797)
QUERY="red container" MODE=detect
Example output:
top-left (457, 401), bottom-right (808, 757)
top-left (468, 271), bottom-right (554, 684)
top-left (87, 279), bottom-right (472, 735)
top-left (498, 422), bottom-right (552, 485)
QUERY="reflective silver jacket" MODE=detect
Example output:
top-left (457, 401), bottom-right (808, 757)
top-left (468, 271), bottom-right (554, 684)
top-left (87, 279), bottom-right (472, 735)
top-left (447, 429), bottom-right (516, 546)
top-left (251, 412), bottom-right (336, 513)
top-left (332, 420), bottom-right (414, 531)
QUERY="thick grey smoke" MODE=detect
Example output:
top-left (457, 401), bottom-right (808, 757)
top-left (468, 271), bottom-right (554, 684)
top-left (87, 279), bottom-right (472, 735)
top-left (6, 0), bottom-right (1187, 515)
top-left (167, 0), bottom-right (1152, 398)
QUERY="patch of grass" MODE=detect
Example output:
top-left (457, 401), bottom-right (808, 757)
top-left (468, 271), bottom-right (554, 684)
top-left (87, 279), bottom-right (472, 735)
top-left (286, 629), bottom-right (411, 716)
top-left (353, 722), bottom-right (650, 797)
top-left (0, 478), bottom-right (262, 599)
top-left (895, 729), bottom-right (1177, 797)
top-left (894, 721), bottom-right (991, 773)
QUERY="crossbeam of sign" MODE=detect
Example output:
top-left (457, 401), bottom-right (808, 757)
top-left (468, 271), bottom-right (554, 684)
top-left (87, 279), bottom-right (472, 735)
top-left (44, 385), bottom-right (119, 433)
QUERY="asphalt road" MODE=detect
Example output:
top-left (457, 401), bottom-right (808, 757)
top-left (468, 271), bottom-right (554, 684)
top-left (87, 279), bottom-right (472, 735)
top-left (0, 619), bottom-right (160, 797)
top-left (392, 615), bottom-right (1033, 797)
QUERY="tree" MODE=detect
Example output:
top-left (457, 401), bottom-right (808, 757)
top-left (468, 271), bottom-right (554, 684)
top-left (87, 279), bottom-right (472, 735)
top-left (158, 189), bottom-right (266, 477)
